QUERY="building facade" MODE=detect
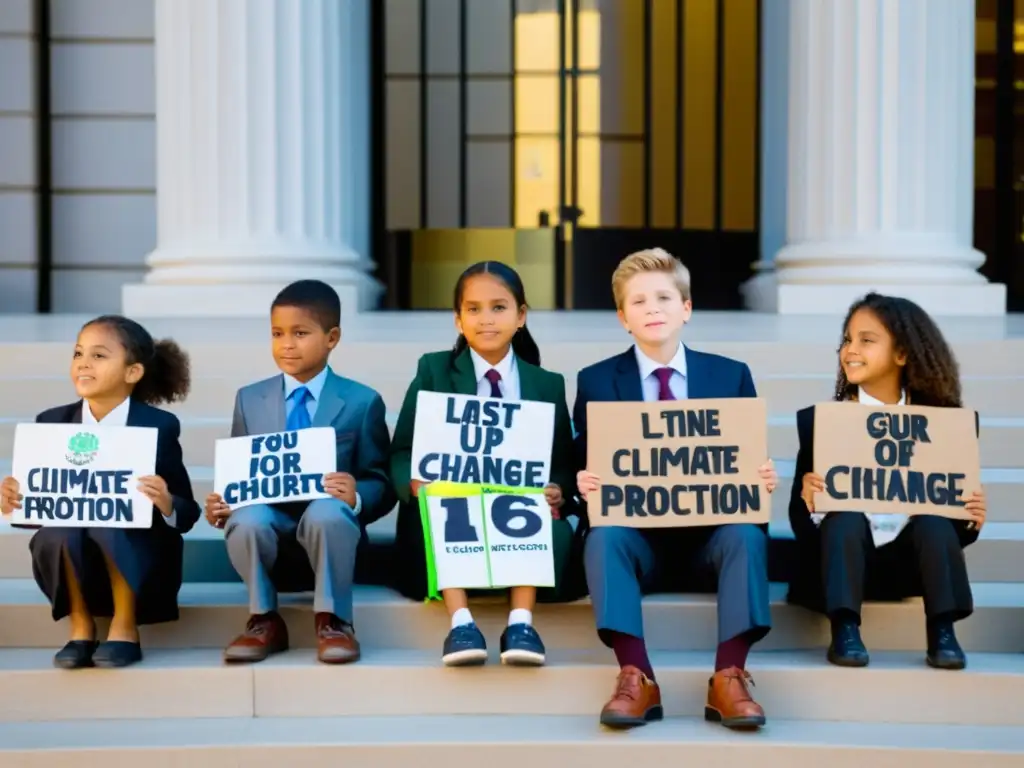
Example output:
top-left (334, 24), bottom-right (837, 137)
top-left (0, 0), bottom-right (1021, 316)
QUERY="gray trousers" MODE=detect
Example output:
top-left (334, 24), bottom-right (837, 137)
top-left (224, 498), bottom-right (361, 620)
top-left (584, 524), bottom-right (772, 645)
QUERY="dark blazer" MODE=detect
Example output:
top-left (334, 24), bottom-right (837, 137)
top-left (389, 348), bottom-right (580, 600)
top-left (787, 404), bottom-right (980, 608)
top-left (36, 399), bottom-right (201, 533)
top-left (231, 368), bottom-right (396, 528)
top-left (789, 405), bottom-right (981, 548)
top-left (572, 346), bottom-right (758, 526)
top-left (31, 399), bottom-right (200, 624)
top-left (391, 349), bottom-right (578, 506)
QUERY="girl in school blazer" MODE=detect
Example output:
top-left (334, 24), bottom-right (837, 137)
top-left (788, 293), bottom-right (986, 671)
top-left (390, 261), bottom-right (581, 668)
top-left (1, 315), bottom-right (200, 669)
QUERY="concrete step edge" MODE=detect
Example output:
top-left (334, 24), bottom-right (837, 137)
top-left (1, 714), bottom-right (1023, 753)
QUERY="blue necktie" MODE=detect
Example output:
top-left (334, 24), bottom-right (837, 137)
top-left (287, 386), bottom-right (313, 430)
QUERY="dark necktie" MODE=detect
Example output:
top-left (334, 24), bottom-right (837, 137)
top-left (654, 368), bottom-right (675, 401)
top-left (286, 386), bottom-right (313, 430)
top-left (484, 369), bottom-right (503, 398)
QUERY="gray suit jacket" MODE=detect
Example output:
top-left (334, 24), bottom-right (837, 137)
top-left (230, 368), bottom-right (397, 527)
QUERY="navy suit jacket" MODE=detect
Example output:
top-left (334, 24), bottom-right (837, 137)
top-left (572, 346), bottom-right (758, 526)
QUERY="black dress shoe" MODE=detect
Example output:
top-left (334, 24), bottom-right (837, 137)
top-left (93, 641), bottom-right (143, 668)
top-left (53, 640), bottom-right (99, 669)
top-left (926, 625), bottom-right (966, 670)
top-left (827, 622), bottom-right (870, 667)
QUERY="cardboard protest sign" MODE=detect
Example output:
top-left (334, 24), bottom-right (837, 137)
top-left (586, 398), bottom-right (771, 528)
top-left (411, 392), bottom-right (554, 488)
top-left (10, 423), bottom-right (158, 528)
top-left (812, 403), bottom-right (981, 519)
top-left (418, 481), bottom-right (555, 598)
top-left (214, 428), bottom-right (335, 510)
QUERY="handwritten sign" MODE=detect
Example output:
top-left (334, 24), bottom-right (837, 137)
top-left (812, 403), bottom-right (980, 519)
top-left (418, 481), bottom-right (554, 598)
top-left (214, 428), bottom-right (335, 509)
top-left (586, 398), bottom-right (771, 527)
top-left (10, 423), bottom-right (157, 528)
top-left (411, 392), bottom-right (554, 488)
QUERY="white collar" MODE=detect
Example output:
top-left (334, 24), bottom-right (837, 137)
top-left (283, 365), bottom-right (330, 402)
top-left (634, 343), bottom-right (688, 381)
top-left (857, 386), bottom-right (906, 406)
top-left (82, 396), bottom-right (132, 426)
top-left (469, 346), bottom-right (516, 384)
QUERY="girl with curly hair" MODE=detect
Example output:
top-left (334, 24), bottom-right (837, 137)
top-left (0, 315), bottom-right (200, 669)
top-left (787, 293), bottom-right (986, 671)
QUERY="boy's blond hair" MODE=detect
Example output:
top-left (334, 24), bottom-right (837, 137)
top-left (611, 248), bottom-right (691, 309)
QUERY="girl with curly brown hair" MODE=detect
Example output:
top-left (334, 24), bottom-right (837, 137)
top-left (786, 293), bottom-right (986, 672)
top-left (0, 315), bottom-right (200, 669)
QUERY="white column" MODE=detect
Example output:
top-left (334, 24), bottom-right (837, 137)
top-left (746, 0), bottom-right (1006, 316)
top-left (122, 0), bottom-right (381, 317)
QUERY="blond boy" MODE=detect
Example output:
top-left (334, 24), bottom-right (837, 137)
top-left (573, 249), bottom-right (777, 730)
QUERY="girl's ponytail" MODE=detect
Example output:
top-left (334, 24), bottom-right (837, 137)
top-left (135, 339), bottom-right (191, 405)
top-left (511, 325), bottom-right (541, 367)
top-left (81, 315), bottom-right (191, 405)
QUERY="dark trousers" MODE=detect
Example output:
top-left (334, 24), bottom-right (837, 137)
top-left (584, 524), bottom-right (772, 646)
top-left (821, 512), bottom-right (974, 622)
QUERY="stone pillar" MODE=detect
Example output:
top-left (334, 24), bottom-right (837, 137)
top-left (122, 0), bottom-right (381, 317)
top-left (745, 0), bottom-right (1005, 315)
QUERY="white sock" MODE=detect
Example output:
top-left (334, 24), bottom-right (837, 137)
top-left (451, 608), bottom-right (474, 629)
top-left (508, 608), bottom-right (533, 627)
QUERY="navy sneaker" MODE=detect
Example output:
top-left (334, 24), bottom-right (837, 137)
top-left (442, 623), bottom-right (488, 666)
top-left (500, 623), bottom-right (546, 666)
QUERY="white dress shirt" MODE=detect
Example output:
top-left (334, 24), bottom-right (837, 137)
top-left (469, 347), bottom-right (521, 400)
top-left (634, 343), bottom-right (688, 401)
top-left (82, 397), bottom-right (178, 528)
top-left (811, 386), bottom-right (908, 546)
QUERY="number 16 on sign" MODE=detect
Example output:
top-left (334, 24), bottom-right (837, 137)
top-left (421, 487), bottom-right (554, 593)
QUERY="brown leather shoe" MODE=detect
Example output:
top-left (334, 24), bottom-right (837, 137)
top-left (316, 613), bottom-right (361, 664)
top-left (599, 665), bottom-right (663, 728)
top-left (704, 666), bottom-right (766, 729)
top-left (223, 612), bottom-right (289, 662)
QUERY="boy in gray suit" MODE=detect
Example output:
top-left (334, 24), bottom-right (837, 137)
top-left (205, 280), bottom-right (396, 664)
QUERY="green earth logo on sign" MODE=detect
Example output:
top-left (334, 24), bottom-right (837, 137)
top-left (66, 432), bottom-right (99, 466)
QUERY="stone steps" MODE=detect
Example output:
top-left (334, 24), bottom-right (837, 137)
top-left (1, 646), bottom-right (1022, 725)
top-left (4, 372), bottom-right (1024, 419)
top-left (2, 715), bottom-right (1021, 766)
top-left (2, 580), bottom-right (1023, 653)
top-left (3, 314), bottom-right (1023, 765)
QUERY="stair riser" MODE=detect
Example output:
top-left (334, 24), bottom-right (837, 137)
top-left (2, 743), bottom-right (1020, 767)
top-left (3, 374), bottom-right (1021, 418)
top-left (0, 528), bottom-right (1020, 584)
top-left (2, 659), bottom-right (1021, 726)
top-left (1, 599), bottom-right (1022, 653)
top-left (11, 338), bottom-right (1024, 377)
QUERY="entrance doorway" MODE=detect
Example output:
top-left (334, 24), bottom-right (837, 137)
top-left (370, 0), bottom-right (762, 310)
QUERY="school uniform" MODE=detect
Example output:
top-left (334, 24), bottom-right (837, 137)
top-left (787, 389), bottom-right (976, 663)
top-left (390, 347), bottom-right (582, 604)
top-left (29, 398), bottom-right (201, 629)
top-left (222, 365), bottom-right (396, 663)
top-left (573, 344), bottom-right (772, 649)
